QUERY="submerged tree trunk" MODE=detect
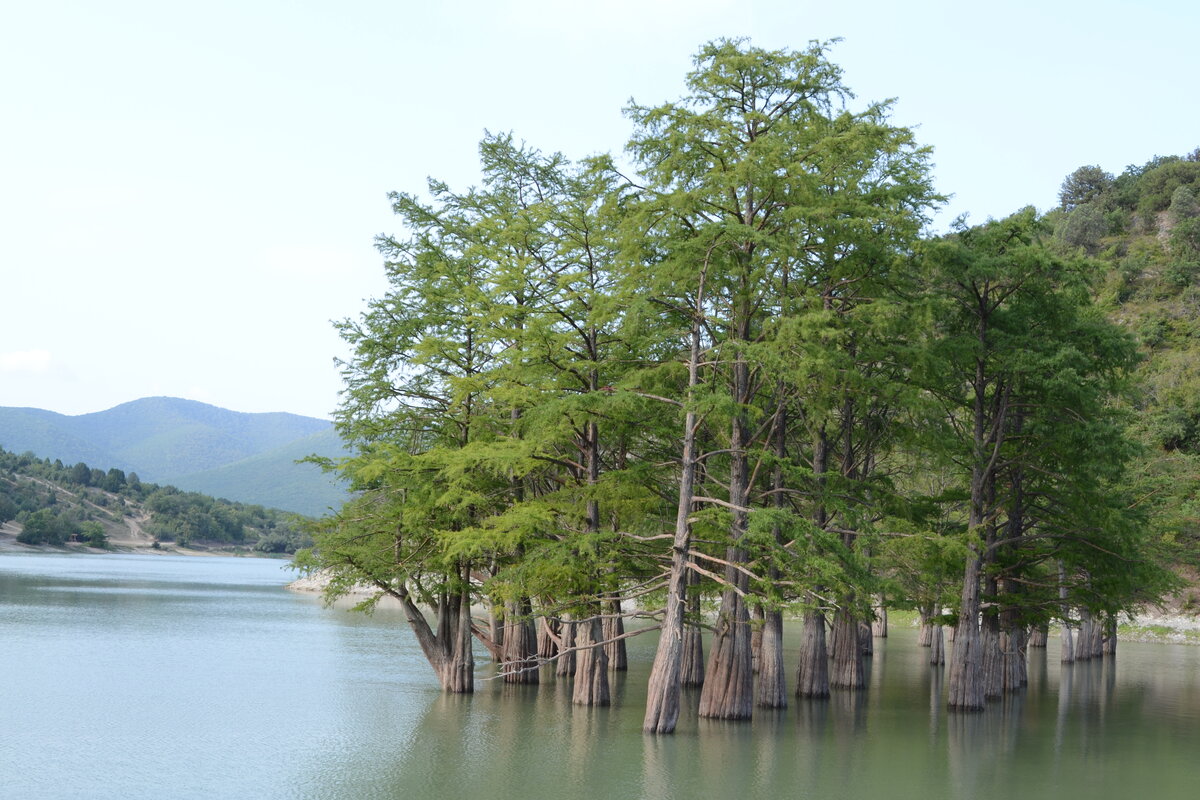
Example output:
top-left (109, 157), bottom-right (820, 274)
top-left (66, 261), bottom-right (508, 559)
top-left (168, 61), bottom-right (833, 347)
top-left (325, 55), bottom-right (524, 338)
top-left (501, 599), bottom-right (539, 684)
top-left (872, 602), bottom-right (888, 638)
top-left (697, 360), bottom-right (754, 720)
top-left (981, 611), bottom-right (1003, 700)
top-left (1058, 561), bottom-right (1074, 663)
top-left (680, 571), bottom-right (706, 687)
top-left (643, 300), bottom-right (705, 735)
top-left (750, 603), bottom-right (765, 674)
top-left (572, 613), bottom-right (610, 706)
top-left (538, 615), bottom-right (559, 660)
top-left (1001, 626), bottom-right (1027, 691)
top-left (433, 585), bottom-right (475, 693)
top-left (1060, 622), bottom-right (1076, 664)
top-left (830, 608), bottom-right (865, 690)
top-left (796, 609), bottom-right (830, 697)
top-left (395, 578), bottom-right (475, 693)
top-left (603, 598), bottom-right (627, 671)
top-left (698, 584), bottom-right (753, 718)
top-left (556, 616), bottom-right (577, 677)
top-left (488, 600), bottom-right (504, 662)
top-left (1078, 609), bottom-right (1103, 660)
top-left (756, 608), bottom-right (787, 708)
top-left (859, 620), bottom-right (873, 657)
top-left (754, 387), bottom-right (787, 710)
top-left (948, 552), bottom-right (984, 710)
top-left (930, 624), bottom-right (945, 666)
top-left (918, 604), bottom-right (934, 647)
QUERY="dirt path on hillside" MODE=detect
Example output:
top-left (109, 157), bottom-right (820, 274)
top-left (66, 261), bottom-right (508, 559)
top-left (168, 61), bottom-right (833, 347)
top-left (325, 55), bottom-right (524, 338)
top-left (111, 511), bottom-right (154, 547)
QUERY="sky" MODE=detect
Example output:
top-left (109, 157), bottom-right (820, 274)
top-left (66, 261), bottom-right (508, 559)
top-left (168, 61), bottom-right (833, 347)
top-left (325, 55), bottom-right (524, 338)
top-left (2, 0), bottom-right (1197, 420)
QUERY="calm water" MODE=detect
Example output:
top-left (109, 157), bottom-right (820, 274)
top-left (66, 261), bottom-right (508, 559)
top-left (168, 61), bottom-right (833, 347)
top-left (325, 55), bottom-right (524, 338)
top-left (1, 554), bottom-right (1198, 800)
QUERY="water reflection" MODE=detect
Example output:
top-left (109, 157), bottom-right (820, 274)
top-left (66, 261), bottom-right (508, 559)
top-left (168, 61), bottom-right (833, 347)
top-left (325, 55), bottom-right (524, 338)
top-left (4, 554), bottom-right (1200, 800)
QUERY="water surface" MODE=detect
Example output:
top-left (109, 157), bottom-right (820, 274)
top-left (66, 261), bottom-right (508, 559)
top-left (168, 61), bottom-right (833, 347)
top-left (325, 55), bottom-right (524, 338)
top-left (1, 553), bottom-right (1197, 799)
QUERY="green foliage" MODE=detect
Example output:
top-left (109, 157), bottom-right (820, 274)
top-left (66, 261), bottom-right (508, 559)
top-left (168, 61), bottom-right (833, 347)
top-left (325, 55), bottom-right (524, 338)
top-left (1137, 159), bottom-right (1200, 220)
top-left (16, 508), bottom-right (72, 545)
top-left (80, 520), bottom-right (108, 548)
top-left (1059, 165), bottom-right (1114, 211)
top-left (1056, 202), bottom-right (1108, 252)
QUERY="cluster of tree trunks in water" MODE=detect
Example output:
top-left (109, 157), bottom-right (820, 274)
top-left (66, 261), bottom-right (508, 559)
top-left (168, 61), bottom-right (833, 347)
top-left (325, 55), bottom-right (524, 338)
top-left (415, 589), bottom-right (1120, 734)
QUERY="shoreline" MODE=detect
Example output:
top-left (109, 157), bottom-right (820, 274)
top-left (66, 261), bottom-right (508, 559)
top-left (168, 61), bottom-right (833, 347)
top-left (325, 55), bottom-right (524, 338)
top-left (0, 531), bottom-right (282, 559)
top-left (287, 571), bottom-right (1200, 646)
top-left (7, 534), bottom-right (1196, 645)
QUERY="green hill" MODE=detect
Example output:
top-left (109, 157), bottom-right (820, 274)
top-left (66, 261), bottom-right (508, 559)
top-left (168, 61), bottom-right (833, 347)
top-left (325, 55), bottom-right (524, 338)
top-left (1048, 150), bottom-right (1200, 568)
top-left (0, 446), bottom-right (311, 553)
top-left (0, 397), bottom-right (347, 515)
top-left (167, 429), bottom-right (348, 518)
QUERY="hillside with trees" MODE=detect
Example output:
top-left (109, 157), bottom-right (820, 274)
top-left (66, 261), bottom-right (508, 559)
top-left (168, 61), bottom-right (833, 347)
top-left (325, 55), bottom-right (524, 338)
top-left (0, 397), bottom-right (346, 515)
top-left (1048, 153), bottom-right (1200, 572)
top-left (295, 40), bottom-right (1194, 733)
top-left (0, 447), bottom-right (311, 553)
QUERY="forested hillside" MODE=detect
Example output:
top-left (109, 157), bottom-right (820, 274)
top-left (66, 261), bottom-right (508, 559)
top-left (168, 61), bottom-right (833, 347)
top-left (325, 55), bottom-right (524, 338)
top-left (0, 447), bottom-right (311, 553)
top-left (0, 397), bottom-right (346, 515)
top-left (1048, 154), bottom-right (1200, 569)
top-left (295, 41), bottom-right (1195, 732)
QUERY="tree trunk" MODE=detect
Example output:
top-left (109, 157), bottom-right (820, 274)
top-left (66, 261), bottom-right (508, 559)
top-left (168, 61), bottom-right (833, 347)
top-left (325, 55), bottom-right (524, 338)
top-left (697, 584), bottom-right (753, 718)
top-left (643, 299), bottom-right (705, 734)
top-left (697, 363), bottom-right (754, 720)
top-left (750, 603), bottom-right (765, 674)
top-left (1058, 562), bottom-right (1074, 664)
top-left (1001, 626), bottom-right (1027, 691)
top-left (754, 383), bottom-right (787, 710)
top-left (858, 620), bottom-right (873, 657)
top-left (572, 613), bottom-right (610, 706)
top-left (680, 570), bottom-right (706, 687)
top-left (930, 624), bottom-right (945, 666)
top-left (1102, 615), bottom-right (1117, 656)
top-left (556, 616), bottom-right (576, 677)
top-left (537, 615), bottom-right (559, 660)
top-left (796, 609), bottom-right (830, 697)
top-left (947, 553), bottom-right (984, 710)
top-left (1060, 621), bottom-right (1075, 664)
top-left (948, 318), bottom-right (1003, 712)
top-left (501, 599), bottom-right (539, 684)
top-left (488, 601), bottom-right (504, 662)
top-left (918, 604), bottom-right (934, 647)
top-left (872, 601), bottom-right (888, 638)
top-left (755, 609), bottom-right (786, 708)
top-left (830, 608), bottom-right (865, 690)
top-left (1029, 624), bottom-right (1048, 648)
top-left (981, 612), bottom-right (1003, 700)
top-left (433, 586), bottom-right (475, 693)
top-left (396, 580), bottom-right (474, 694)
top-left (1078, 609), bottom-right (1103, 660)
top-left (603, 598), bottom-right (628, 671)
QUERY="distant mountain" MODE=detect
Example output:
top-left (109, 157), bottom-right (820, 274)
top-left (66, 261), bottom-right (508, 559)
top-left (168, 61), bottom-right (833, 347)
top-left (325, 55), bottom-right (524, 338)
top-left (0, 397), bottom-right (347, 515)
top-left (168, 428), bottom-right (347, 518)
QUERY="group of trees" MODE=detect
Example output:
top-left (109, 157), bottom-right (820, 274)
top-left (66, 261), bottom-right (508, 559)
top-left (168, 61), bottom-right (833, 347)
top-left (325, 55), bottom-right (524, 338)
top-left (299, 40), bottom-right (1178, 734)
top-left (0, 447), bottom-right (311, 553)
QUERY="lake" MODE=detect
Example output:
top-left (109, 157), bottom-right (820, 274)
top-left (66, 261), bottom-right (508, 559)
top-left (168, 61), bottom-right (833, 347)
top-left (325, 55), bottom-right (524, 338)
top-left (0, 553), bottom-right (1197, 799)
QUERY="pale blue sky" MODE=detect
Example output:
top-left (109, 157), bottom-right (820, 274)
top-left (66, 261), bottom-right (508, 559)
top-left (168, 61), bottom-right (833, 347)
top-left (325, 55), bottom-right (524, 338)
top-left (2, 0), bottom-right (1196, 420)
